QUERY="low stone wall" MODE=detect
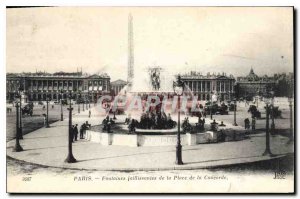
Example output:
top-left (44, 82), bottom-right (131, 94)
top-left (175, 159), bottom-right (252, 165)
top-left (86, 130), bottom-right (231, 147)
top-left (196, 131), bottom-right (218, 144)
top-left (138, 134), bottom-right (187, 146)
top-left (113, 134), bottom-right (138, 147)
top-left (218, 126), bottom-right (246, 142)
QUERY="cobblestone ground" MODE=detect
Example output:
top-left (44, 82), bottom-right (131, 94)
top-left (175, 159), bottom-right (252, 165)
top-left (6, 103), bottom-right (90, 141)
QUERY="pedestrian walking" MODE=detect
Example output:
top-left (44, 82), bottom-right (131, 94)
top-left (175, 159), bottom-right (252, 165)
top-left (89, 109), bottom-right (91, 118)
top-left (84, 121), bottom-right (91, 138)
top-left (244, 118), bottom-right (250, 130)
top-left (251, 117), bottom-right (256, 130)
top-left (80, 123), bottom-right (85, 139)
top-left (73, 124), bottom-right (79, 141)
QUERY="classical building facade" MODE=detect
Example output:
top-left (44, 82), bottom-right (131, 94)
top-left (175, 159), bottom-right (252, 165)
top-left (180, 71), bottom-right (236, 101)
top-left (6, 71), bottom-right (110, 103)
top-left (236, 68), bottom-right (276, 98)
top-left (110, 79), bottom-right (127, 95)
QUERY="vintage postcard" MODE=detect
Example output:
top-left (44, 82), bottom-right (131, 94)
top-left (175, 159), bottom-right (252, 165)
top-left (6, 6), bottom-right (294, 193)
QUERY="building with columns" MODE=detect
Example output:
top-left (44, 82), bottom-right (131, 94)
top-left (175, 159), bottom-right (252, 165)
top-left (180, 71), bottom-right (236, 101)
top-left (6, 71), bottom-right (110, 103)
top-left (110, 79), bottom-right (127, 96)
top-left (236, 68), bottom-right (276, 98)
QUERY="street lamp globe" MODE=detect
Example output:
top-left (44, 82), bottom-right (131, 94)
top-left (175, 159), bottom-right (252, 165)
top-left (172, 75), bottom-right (184, 165)
top-left (262, 92), bottom-right (273, 156)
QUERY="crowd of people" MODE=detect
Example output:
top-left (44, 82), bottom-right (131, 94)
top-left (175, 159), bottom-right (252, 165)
top-left (138, 110), bottom-right (176, 129)
top-left (124, 110), bottom-right (177, 131)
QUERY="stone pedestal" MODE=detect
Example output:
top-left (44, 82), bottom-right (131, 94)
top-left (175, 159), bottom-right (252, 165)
top-left (112, 134), bottom-right (138, 147)
top-left (186, 133), bottom-right (197, 146)
top-left (196, 131), bottom-right (218, 143)
top-left (100, 132), bottom-right (113, 146)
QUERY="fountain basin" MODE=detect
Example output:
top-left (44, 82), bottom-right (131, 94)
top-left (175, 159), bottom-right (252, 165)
top-left (86, 119), bottom-right (247, 147)
top-left (85, 130), bottom-right (220, 147)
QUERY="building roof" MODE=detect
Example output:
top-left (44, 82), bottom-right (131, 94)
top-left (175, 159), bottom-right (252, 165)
top-left (180, 71), bottom-right (235, 80)
top-left (87, 73), bottom-right (110, 79)
top-left (6, 71), bottom-right (110, 79)
top-left (245, 67), bottom-right (259, 81)
top-left (237, 67), bottom-right (275, 83)
top-left (111, 79), bottom-right (128, 86)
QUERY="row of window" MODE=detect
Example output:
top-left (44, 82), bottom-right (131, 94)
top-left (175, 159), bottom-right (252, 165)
top-left (6, 79), bottom-right (109, 87)
top-left (185, 81), bottom-right (234, 92)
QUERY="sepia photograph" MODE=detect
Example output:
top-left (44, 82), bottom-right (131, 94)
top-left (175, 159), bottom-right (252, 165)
top-left (5, 6), bottom-right (294, 193)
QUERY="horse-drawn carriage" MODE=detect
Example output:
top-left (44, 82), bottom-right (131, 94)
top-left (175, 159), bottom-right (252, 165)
top-left (272, 106), bottom-right (282, 118)
top-left (263, 106), bottom-right (282, 118)
top-left (205, 102), bottom-right (228, 115)
top-left (248, 105), bottom-right (261, 118)
top-left (22, 102), bottom-right (34, 116)
top-left (187, 103), bottom-right (204, 117)
top-left (228, 102), bottom-right (236, 111)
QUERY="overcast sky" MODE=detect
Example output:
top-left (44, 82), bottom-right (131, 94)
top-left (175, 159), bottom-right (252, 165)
top-left (6, 7), bottom-right (293, 81)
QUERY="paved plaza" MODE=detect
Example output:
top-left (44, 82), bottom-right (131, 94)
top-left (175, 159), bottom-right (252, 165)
top-left (6, 99), bottom-right (294, 171)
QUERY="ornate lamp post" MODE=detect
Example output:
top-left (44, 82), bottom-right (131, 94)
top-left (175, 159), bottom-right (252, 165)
top-left (287, 80), bottom-right (294, 144)
top-left (173, 75), bottom-right (184, 165)
top-left (210, 91), bottom-right (213, 120)
top-left (85, 95), bottom-right (88, 110)
top-left (82, 94), bottom-right (85, 112)
top-left (13, 97), bottom-right (23, 152)
top-left (287, 97), bottom-right (294, 144)
top-left (64, 90), bottom-right (76, 163)
top-left (88, 92), bottom-right (91, 109)
top-left (270, 90), bottom-right (275, 134)
top-left (262, 95), bottom-right (273, 156)
top-left (233, 83), bottom-right (238, 126)
top-left (18, 89), bottom-right (24, 139)
top-left (60, 89), bottom-right (64, 121)
top-left (45, 91), bottom-right (50, 128)
top-left (78, 91), bottom-right (81, 114)
top-left (233, 98), bottom-right (238, 126)
top-left (17, 78), bottom-right (25, 139)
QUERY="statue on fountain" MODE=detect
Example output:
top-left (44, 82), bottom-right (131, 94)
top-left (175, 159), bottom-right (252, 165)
top-left (150, 68), bottom-right (161, 91)
top-left (137, 110), bottom-right (176, 130)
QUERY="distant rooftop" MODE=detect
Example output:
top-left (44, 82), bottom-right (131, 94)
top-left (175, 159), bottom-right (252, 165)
top-left (6, 71), bottom-right (110, 78)
top-left (111, 79), bottom-right (128, 85)
top-left (181, 71), bottom-right (235, 79)
top-left (237, 68), bottom-right (275, 82)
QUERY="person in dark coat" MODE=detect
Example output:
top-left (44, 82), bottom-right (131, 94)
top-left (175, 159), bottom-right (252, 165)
top-left (83, 121), bottom-right (91, 138)
top-left (80, 124), bottom-right (85, 139)
top-left (244, 118), bottom-right (250, 130)
top-left (73, 124), bottom-right (79, 141)
top-left (251, 117), bottom-right (256, 130)
top-left (219, 121), bottom-right (226, 126)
